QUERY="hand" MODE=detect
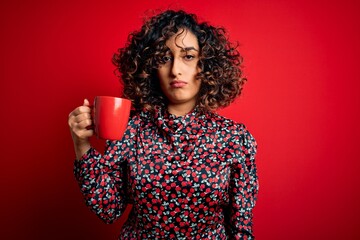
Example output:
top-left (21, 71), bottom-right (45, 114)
top-left (68, 99), bottom-right (94, 159)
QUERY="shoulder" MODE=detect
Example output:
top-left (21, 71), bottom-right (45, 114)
top-left (206, 112), bottom-right (257, 153)
top-left (121, 111), bottom-right (146, 139)
top-left (204, 112), bottom-right (253, 135)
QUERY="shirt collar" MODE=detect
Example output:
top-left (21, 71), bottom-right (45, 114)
top-left (153, 105), bottom-right (201, 135)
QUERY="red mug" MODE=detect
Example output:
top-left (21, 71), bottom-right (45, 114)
top-left (93, 96), bottom-right (131, 140)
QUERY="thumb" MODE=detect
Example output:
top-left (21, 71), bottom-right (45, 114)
top-left (83, 98), bottom-right (90, 106)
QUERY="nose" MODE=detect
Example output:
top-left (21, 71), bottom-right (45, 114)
top-left (170, 57), bottom-right (182, 77)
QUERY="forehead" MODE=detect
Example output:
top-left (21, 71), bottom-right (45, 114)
top-left (165, 29), bottom-right (199, 49)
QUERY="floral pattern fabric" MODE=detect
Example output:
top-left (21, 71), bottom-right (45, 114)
top-left (74, 106), bottom-right (258, 239)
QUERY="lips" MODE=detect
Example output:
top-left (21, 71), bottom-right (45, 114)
top-left (170, 80), bottom-right (187, 88)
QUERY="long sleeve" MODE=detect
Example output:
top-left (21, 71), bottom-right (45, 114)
top-left (73, 140), bottom-right (128, 224)
top-left (73, 108), bottom-right (260, 239)
top-left (225, 124), bottom-right (259, 239)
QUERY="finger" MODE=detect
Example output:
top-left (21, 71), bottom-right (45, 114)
top-left (76, 118), bottom-right (93, 130)
top-left (74, 129), bottom-right (94, 139)
top-left (74, 112), bottom-right (92, 123)
top-left (82, 129), bottom-right (94, 138)
top-left (83, 99), bottom-right (90, 106)
top-left (71, 105), bottom-right (92, 116)
top-left (68, 112), bottom-right (79, 128)
top-left (68, 98), bottom-right (91, 117)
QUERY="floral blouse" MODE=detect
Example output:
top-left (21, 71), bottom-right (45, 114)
top-left (74, 106), bottom-right (258, 239)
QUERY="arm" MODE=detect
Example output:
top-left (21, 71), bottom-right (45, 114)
top-left (73, 140), bottom-right (128, 223)
top-left (68, 99), bottom-right (133, 223)
top-left (225, 124), bottom-right (259, 239)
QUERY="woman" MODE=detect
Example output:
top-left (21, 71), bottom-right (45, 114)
top-left (68, 9), bottom-right (258, 239)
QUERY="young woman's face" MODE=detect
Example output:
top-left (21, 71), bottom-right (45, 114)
top-left (157, 29), bottom-right (201, 112)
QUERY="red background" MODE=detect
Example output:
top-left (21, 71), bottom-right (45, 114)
top-left (1, 0), bottom-right (359, 239)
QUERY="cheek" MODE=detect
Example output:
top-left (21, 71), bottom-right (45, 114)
top-left (156, 68), bottom-right (162, 79)
top-left (157, 69), bottom-right (166, 85)
top-left (193, 79), bottom-right (202, 94)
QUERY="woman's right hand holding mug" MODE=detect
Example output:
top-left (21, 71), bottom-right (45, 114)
top-left (68, 99), bottom-right (94, 160)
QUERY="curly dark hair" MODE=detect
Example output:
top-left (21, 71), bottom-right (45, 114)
top-left (112, 9), bottom-right (246, 113)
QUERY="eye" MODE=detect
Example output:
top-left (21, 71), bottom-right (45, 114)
top-left (162, 55), bottom-right (172, 62)
top-left (184, 55), bottom-right (195, 61)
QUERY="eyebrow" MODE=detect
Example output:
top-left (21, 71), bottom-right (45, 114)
top-left (181, 47), bottom-right (199, 52)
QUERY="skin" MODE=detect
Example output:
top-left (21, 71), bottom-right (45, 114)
top-left (68, 28), bottom-right (202, 160)
top-left (68, 99), bottom-right (93, 160)
top-left (157, 28), bottom-right (201, 116)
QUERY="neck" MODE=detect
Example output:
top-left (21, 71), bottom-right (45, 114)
top-left (167, 102), bottom-right (196, 117)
